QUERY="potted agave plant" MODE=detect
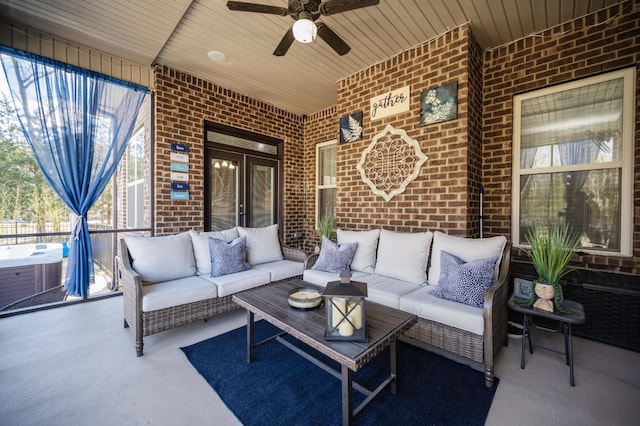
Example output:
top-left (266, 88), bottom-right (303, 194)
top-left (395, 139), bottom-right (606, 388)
top-left (315, 216), bottom-right (337, 253)
top-left (521, 223), bottom-right (580, 314)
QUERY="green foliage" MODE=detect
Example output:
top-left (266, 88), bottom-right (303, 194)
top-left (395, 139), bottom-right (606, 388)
top-left (0, 94), bottom-right (69, 225)
top-left (316, 216), bottom-right (337, 240)
top-left (525, 223), bottom-right (579, 314)
top-left (525, 223), bottom-right (580, 285)
top-left (513, 296), bottom-right (535, 308)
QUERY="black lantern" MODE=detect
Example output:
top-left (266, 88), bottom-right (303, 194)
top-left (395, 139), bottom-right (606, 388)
top-left (323, 267), bottom-right (367, 342)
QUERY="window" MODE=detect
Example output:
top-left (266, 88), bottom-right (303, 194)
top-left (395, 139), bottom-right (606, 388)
top-left (512, 67), bottom-right (635, 256)
top-left (126, 128), bottom-right (146, 228)
top-left (0, 50), bottom-right (152, 311)
top-left (316, 140), bottom-right (337, 227)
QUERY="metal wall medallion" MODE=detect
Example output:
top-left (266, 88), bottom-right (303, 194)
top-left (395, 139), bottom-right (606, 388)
top-left (356, 124), bottom-right (428, 201)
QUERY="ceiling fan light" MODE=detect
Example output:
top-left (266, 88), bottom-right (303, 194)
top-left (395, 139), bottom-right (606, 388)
top-left (292, 18), bottom-right (317, 43)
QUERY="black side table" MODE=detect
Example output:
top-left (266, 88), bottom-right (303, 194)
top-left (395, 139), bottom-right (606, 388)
top-left (508, 295), bottom-right (586, 386)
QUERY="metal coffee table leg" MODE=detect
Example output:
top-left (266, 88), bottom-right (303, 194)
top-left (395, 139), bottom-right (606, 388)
top-left (342, 365), bottom-right (353, 425)
top-left (246, 311), bottom-right (254, 363)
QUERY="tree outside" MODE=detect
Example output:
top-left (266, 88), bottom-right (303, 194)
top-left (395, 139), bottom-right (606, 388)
top-left (0, 95), bottom-right (70, 236)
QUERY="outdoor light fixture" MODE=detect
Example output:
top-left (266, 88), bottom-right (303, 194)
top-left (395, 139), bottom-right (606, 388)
top-left (292, 12), bottom-right (317, 44)
top-left (207, 50), bottom-right (228, 63)
top-left (323, 267), bottom-right (367, 342)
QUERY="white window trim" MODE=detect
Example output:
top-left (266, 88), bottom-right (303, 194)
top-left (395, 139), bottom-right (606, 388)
top-left (512, 67), bottom-right (635, 257)
top-left (315, 139), bottom-right (337, 229)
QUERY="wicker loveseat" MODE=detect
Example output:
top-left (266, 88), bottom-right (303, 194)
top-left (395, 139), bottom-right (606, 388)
top-left (303, 229), bottom-right (511, 387)
top-left (117, 225), bottom-right (308, 356)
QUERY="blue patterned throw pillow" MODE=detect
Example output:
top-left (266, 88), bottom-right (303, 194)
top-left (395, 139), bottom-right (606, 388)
top-left (430, 251), bottom-right (499, 307)
top-left (208, 236), bottom-right (251, 278)
top-left (311, 236), bottom-right (358, 274)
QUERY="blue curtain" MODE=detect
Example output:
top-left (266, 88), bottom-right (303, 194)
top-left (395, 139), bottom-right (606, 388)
top-left (0, 46), bottom-right (147, 297)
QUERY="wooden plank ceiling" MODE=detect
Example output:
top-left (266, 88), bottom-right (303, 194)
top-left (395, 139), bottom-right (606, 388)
top-left (0, 0), bottom-right (628, 115)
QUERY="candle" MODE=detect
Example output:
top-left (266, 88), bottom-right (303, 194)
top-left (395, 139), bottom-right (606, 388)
top-left (331, 297), bottom-right (346, 328)
top-left (347, 303), bottom-right (363, 329)
top-left (338, 321), bottom-right (354, 337)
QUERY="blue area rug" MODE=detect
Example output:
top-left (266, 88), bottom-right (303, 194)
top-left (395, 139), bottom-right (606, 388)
top-left (181, 321), bottom-right (498, 425)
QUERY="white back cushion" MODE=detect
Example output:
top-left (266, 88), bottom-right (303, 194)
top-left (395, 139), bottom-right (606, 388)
top-left (374, 229), bottom-right (433, 285)
top-left (237, 224), bottom-right (283, 265)
top-left (190, 228), bottom-right (239, 275)
top-left (124, 232), bottom-right (196, 284)
top-left (428, 231), bottom-right (507, 285)
top-left (336, 229), bottom-right (380, 273)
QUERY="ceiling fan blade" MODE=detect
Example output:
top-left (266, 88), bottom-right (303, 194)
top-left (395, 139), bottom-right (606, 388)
top-left (273, 28), bottom-right (295, 56)
top-left (320, 0), bottom-right (379, 16)
top-left (227, 1), bottom-right (288, 16)
top-left (316, 22), bottom-right (350, 55)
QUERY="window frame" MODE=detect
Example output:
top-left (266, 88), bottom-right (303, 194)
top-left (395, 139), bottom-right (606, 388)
top-left (512, 67), bottom-right (635, 257)
top-left (315, 140), bottom-right (337, 229)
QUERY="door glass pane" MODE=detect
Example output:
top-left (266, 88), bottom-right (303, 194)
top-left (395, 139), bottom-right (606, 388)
top-left (250, 164), bottom-right (274, 228)
top-left (206, 130), bottom-right (278, 155)
top-left (210, 158), bottom-right (238, 231)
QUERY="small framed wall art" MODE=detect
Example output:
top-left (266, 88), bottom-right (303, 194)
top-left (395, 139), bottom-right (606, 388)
top-left (339, 111), bottom-right (363, 144)
top-left (420, 81), bottom-right (458, 126)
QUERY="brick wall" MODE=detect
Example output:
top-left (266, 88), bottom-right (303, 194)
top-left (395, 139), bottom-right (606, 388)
top-left (150, 3), bottom-right (639, 275)
top-left (303, 25), bottom-right (481, 247)
top-left (482, 1), bottom-right (640, 274)
top-left (302, 107), bottom-right (338, 250)
top-left (153, 66), bottom-right (304, 242)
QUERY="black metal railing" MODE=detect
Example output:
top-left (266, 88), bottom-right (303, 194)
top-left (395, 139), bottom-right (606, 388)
top-left (0, 225), bottom-right (151, 314)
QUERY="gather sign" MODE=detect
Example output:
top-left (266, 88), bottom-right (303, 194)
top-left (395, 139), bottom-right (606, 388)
top-left (369, 85), bottom-right (410, 120)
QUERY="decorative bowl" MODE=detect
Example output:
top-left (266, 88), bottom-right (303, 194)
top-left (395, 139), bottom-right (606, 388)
top-left (288, 287), bottom-right (322, 310)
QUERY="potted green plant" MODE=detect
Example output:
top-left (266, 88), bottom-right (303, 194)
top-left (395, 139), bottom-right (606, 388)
top-left (315, 216), bottom-right (337, 253)
top-left (519, 223), bottom-right (580, 314)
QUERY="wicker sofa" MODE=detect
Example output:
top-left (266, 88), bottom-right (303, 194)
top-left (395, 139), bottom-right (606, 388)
top-left (117, 225), bottom-right (308, 356)
top-left (303, 229), bottom-right (511, 387)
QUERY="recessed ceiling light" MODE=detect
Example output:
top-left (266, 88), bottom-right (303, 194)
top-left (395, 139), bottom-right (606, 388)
top-left (207, 50), bottom-right (228, 63)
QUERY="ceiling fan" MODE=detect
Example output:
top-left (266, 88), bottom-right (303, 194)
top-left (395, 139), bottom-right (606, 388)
top-left (226, 0), bottom-right (380, 56)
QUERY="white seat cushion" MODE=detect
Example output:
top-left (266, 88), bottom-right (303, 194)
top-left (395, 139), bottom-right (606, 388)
top-left (357, 273), bottom-right (423, 309)
top-left (253, 260), bottom-right (304, 282)
top-left (141, 276), bottom-right (216, 312)
top-left (400, 286), bottom-right (484, 335)
top-left (237, 224), bottom-right (283, 265)
top-left (336, 228), bottom-right (380, 273)
top-left (189, 228), bottom-right (239, 275)
top-left (428, 232), bottom-right (506, 285)
top-left (199, 268), bottom-right (271, 297)
top-left (374, 229), bottom-right (433, 285)
top-left (125, 232), bottom-right (196, 284)
top-left (302, 268), bottom-right (370, 288)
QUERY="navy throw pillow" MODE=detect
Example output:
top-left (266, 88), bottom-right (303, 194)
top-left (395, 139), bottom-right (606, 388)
top-left (430, 251), bottom-right (498, 307)
top-left (311, 236), bottom-right (358, 274)
top-left (208, 236), bottom-right (251, 278)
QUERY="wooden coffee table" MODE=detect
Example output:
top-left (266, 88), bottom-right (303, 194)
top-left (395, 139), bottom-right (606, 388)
top-left (232, 279), bottom-right (417, 426)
